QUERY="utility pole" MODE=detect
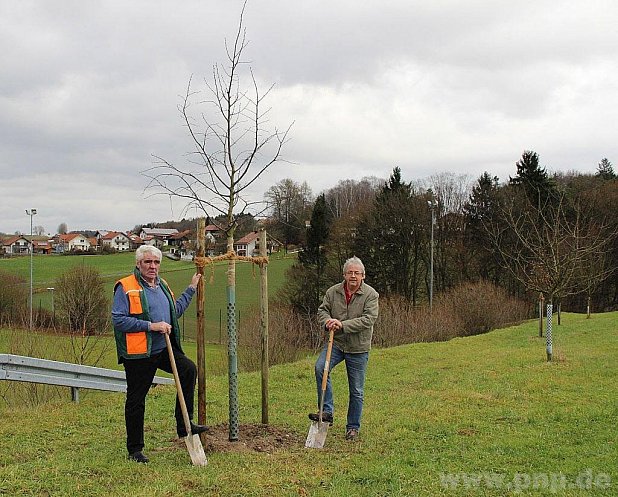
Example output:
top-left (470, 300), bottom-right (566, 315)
top-left (25, 208), bottom-right (37, 329)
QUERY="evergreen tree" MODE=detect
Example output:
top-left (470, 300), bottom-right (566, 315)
top-left (284, 194), bottom-right (333, 316)
top-left (596, 158), bottom-right (616, 180)
top-left (465, 172), bottom-right (499, 224)
top-left (356, 167), bottom-right (422, 301)
top-left (464, 172), bottom-right (502, 283)
top-left (509, 150), bottom-right (557, 205)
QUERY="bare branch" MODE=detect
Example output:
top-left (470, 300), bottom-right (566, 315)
top-left (485, 188), bottom-right (617, 300)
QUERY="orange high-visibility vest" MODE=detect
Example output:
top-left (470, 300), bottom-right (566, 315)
top-left (113, 273), bottom-right (180, 362)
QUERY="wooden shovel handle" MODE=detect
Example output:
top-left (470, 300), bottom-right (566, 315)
top-left (165, 333), bottom-right (192, 436)
top-left (320, 326), bottom-right (336, 392)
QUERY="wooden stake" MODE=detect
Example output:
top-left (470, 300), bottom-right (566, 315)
top-left (259, 228), bottom-right (269, 424)
top-left (196, 218), bottom-right (206, 426)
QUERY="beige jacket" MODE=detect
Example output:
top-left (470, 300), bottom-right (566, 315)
top-left (317, 281), bottom-right (379, 353)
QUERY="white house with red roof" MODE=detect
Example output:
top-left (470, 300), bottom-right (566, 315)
top-left (56, 233), bottom-right (91, 252)
top-left (100, 231), bottom-right (131, 251)
top-left (1, 235), bottom-right (30, 255)
top-left (233, 231), bottom-right (260, 257)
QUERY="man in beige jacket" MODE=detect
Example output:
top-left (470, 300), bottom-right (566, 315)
top-left (309, 256), bottom-right (379, 440)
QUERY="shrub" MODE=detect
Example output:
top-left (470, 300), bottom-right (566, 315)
top-left (373, 296), bottom-right (464, 346)
top-left (238, 303), bottom-right (317, 372)
top-left (0, 269), bottom-right (28, 327)
top-left (55, 264), bottom-right (109, 335)
top-left (441, 280), bottom-right (531, 337)
top-left (235, 280), bottom-right (532, 370)
top-left (54, 264), bottom-right (111, 365)
top-left (374, 280), bottom-right (531, 346)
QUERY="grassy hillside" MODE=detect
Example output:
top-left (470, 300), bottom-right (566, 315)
top-left (0, 312), bottom-right (615, 496)
top-left (0, 252), bottom-right (295, 341)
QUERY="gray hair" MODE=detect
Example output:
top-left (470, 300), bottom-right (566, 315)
top-left (343, 256), bottom-right (365, 275)
top-left (135, 245), bottom-right (162, 263)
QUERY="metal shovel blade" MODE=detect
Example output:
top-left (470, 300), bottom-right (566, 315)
top-left (183, 433), bottom-right (208, 466)
top-left (305, 421), bottom-right (329, 449)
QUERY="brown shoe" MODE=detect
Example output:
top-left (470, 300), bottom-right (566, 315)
top-left (345, 428), bottom-right (359, 441)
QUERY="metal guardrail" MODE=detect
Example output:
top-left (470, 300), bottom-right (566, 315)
top-left (0, 354), bottom-right (174, 402)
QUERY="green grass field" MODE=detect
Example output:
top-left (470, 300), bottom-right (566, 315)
top-left (0, 252), bottom-right (295, 342)
top-left (0, 312), bottom-right (615, 496)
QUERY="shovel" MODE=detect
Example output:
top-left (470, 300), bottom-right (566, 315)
top-left (305, 325), bottom-right (335, 449)
top-left (165, 333), bottom-right (207, 466)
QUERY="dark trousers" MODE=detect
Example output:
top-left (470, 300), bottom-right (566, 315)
top-left (123, 348), bottom-right (197, 454)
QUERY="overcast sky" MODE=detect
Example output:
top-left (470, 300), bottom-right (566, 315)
top-left (2, 0), bottom-right (616, 235)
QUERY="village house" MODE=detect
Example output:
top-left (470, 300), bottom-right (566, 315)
top-left (2, 235), bottom-right (61, 255)
top-left (234, 231), bottom-right (260, 257)
top-left (205, 224), bottom-right (223, 242)
top-left (140, 227), bottom-right (178, 241)
top-left (32, 239), bottom-right (53, 254)
top-left (127, 232), bottom-right (144, 250)
top-left (1, 235), bottom-right (30, 255)
top-left (232, 230), bottom-right (281, 257)
top-left (55, 233), bottom-right (91, 252)
top-left (167, 229), bottom-right (191, 257)
top-left (99, 231), bottom-right (131, 251)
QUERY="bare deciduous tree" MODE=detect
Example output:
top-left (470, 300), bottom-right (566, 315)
top-left (487, 189), bottom-right (616, 307)
top-left (142, 3), bottom-right (292, 441)
top-left (264, 178), bottom-right (313, 250)
top-left (144, 4), bottom-right (292, 235)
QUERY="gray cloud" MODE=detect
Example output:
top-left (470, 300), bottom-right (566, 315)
top-left (2, 0), bottom-right (617, 234)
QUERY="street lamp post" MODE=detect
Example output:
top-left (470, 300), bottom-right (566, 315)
top-left (25, 208), bottom-right (37, 329)
top-left (427, 200), bottom-right (436, 312)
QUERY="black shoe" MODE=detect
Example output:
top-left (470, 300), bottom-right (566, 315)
top-left (128, 451), bottom-right (149, 463)
top-left (178, 422), bottom-right (209, 438)
top-left (308, 412), bottom-right (333, 425)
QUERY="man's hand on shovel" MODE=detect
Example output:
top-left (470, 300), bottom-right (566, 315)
top-left (325, 319), bottom-right (342, 332)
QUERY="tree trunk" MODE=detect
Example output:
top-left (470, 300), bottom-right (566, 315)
top-left (226, 234), bottom-right (239, 441)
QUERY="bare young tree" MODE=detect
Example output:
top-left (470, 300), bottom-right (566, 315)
top-left (488, 191), bottom-right (615, 302)
top-left (144, 5), bottom-right (291, 235)
top-left (142, 3), bottom-right (292, 441)
top-left (486, 188), bottom-right (617, 359)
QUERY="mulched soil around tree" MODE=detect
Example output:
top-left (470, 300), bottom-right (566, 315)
top-left (173, 423), bottom-right (304, 454)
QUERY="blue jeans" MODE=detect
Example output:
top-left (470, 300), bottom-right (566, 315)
top-left (314, 345), bottom-right (369, 431)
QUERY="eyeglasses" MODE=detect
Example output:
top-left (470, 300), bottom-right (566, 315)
top-left (345, 271), bottom-right (363, 276)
